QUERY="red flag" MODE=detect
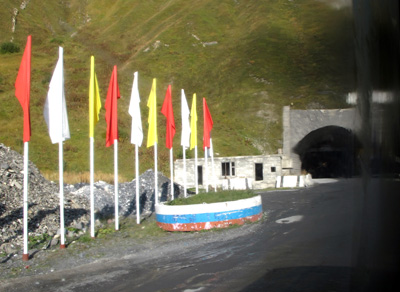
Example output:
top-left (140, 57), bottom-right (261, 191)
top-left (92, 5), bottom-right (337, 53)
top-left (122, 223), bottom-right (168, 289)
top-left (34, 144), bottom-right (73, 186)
top-left (161, 84), bottom-right (176, 149)
top-left (203, 97), bottom-right (213, 150)
top-left (15, 35), bottom-right (32, 143)
top-left (105, 65), bottom-right (120, 147)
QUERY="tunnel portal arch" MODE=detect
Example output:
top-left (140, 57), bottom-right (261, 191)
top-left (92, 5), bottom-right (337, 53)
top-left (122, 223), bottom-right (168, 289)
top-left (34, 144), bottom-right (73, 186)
top-left (282, 106), bottom-right (362, 177)
top-left (293, 126), bottom-right (361, 178)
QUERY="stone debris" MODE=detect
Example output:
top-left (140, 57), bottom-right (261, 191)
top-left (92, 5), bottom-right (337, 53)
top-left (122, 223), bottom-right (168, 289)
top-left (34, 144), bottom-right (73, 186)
top-left (0, 143), bottom-right (188, 253)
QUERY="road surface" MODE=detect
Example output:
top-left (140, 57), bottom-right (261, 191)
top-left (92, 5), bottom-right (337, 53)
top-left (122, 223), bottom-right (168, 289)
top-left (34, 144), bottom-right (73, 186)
top-left (2, 178), bottom-right (399, 291)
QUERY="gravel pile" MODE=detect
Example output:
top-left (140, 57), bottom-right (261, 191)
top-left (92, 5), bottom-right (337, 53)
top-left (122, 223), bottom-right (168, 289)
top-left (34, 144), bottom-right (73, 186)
top-left (0, 143), bottom-right (187, 254)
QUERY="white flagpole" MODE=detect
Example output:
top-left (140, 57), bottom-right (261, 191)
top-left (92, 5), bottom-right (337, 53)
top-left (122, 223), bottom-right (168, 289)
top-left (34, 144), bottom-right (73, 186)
top-left (210, 138), bottom-right (216, 192)
top-left (194, 146), bottom-right (198, 194)
top-left (129, 71), bottom-right (142, 224)
top-left (90, 137), bottom-right (95, 238)
top-left (180, 89), bottom-right (190, 197)
top-left (59, 141), bottom-right (66, 248)
top-left (43, 46), bottom-right (70, 248)
top-left (114, 139), bottom-right (119, 230)
top-left (154, 142), bottom-right (158, 205)
top-left (183, 146), bottom-right (187, 197)
top-left (135, 144), bottom-right (140, 224)
top-left (170, 148), bottom-right (174, 200)
top-left (205, 147), bottom-right (209, 193)
top-left (22, 141), bottom-right (29, 261)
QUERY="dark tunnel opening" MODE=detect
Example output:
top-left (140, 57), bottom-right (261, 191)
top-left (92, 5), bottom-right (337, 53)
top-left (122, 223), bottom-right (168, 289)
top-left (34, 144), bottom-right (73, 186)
top-left (293, 126), bottom-right (362, 178)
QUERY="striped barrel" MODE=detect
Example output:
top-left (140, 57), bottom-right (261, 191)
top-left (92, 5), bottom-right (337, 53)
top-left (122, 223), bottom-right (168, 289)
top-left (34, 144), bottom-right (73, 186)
top-left (156, 195), bottom-right (262, 231)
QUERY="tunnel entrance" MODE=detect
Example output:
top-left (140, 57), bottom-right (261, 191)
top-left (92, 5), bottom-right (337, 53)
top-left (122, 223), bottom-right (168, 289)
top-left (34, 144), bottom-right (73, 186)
top-left (293, 126), bottom-right (361, 178)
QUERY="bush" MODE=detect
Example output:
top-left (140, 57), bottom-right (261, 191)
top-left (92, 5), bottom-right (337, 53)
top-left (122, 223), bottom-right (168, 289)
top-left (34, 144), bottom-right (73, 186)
top-left (0, 42), bottom-right (20, 54)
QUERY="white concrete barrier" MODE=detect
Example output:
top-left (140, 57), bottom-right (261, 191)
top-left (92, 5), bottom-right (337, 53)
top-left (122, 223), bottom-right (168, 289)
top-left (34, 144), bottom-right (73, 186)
top-left (282, 175), bottom-right (298, 188)
top-left (221, 178), bottom-right (253, 190)
top-left (298, 175), bottom-right (305, 187)
top-left (276, 176), bottom-right (282, 188)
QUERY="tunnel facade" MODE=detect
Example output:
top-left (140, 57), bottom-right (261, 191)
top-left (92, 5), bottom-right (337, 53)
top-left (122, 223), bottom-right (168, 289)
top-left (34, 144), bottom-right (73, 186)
top-left (293, 126), bottom-right (361, 178)
top-left (282, 106), bottom-right (362, 177)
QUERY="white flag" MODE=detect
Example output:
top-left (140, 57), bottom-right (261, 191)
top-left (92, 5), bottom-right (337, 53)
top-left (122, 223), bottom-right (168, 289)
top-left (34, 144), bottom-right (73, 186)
top-left (44, 47), bottom-right (70, 144)
top-left (181, 89), bottom-right (191, 148)
top-left (129, 72), bottom-right (143, 146)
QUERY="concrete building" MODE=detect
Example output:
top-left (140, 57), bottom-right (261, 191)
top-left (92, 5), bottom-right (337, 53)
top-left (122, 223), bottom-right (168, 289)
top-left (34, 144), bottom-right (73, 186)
top-left (174, 154), bottom-right (293, 190)
top-left (175, 97), bottom-right (392, 190)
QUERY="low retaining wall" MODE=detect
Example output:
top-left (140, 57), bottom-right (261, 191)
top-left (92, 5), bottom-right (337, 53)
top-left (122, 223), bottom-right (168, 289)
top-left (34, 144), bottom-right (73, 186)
top-left (156, 195), bottom-right (263, 231)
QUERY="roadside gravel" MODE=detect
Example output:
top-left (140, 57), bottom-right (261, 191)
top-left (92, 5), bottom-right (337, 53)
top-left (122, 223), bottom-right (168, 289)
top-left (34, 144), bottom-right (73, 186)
top-left (0, 212), bottom-right (266, 286)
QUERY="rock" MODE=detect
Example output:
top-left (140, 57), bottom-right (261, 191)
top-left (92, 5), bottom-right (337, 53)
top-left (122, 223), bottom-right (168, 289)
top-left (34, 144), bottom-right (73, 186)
top-left (0, 143), bottom-right (190, 251)
top-left (50, 237), bottom-right (59, 247)
top-left (73, 221), bottom-right (84, 230)
top-left (1, 243), bottom-right (17, 254)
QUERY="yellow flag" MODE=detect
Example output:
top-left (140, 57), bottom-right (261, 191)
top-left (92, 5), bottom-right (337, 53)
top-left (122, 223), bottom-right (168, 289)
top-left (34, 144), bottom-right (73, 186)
top-left (190, 93), bottom-right (197, 150)
top-left (89, 56), bottom-right (101, 138)
top-left (147, 78), bottom-right (157, 147)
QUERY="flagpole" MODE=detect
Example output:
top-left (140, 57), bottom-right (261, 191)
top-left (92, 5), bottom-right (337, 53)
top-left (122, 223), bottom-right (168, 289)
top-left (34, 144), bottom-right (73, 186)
top-left (90, 137), bottom-right (95, 238)
top-left (195, 146), bottom-right (198, 194)
top-left (22, 141), bottom-right (29, 261)
top-left (170, 148), bottom-right (174, 200)
top-left (114, 139), bottom-right (119, 230)
top-left (135, 144), bottom-right (140, 224)
top-left (212, 155), bottom-right (216, 192)
top-left (205, 147), bottom-right (209, 193)
top-left (183, 146), bottom-right (187, 197)
top-left (59, 141), bottom-right (66, 248)
top-left (154, 142), bottom-right (158, 205)
top-left (210, 138), bottom-right (216, 192)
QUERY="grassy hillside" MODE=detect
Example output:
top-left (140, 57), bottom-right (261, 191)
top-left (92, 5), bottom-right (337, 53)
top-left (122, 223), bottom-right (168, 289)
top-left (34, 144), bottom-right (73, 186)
top-left (0, 0), bottom-right (354, 183)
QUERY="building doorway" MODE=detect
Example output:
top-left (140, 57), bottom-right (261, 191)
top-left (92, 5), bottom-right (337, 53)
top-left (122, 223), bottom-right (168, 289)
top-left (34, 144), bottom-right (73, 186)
top-left (255, 163), bottom-right (263, 181)
top-left (197, 166), bottom-right (203, 185)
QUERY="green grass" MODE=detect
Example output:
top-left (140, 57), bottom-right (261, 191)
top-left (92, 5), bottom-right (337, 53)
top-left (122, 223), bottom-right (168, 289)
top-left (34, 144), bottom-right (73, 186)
top-left (28, 233), bottom-right (52, 249)
top-left (167, 190), bottom-right (257, 205)
top-left (0, 0), bottom-right (354, 183)
top-left (71, 216), bottom-right (167, 245)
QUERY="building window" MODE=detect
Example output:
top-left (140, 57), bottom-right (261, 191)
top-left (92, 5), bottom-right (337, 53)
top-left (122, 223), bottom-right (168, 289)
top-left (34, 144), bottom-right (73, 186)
top-left (255, 163), bottom-right (263, 181)
top-left (271, 166), bottom-right (276, 172)
top-left (222, 162), bottom-right (235, 177)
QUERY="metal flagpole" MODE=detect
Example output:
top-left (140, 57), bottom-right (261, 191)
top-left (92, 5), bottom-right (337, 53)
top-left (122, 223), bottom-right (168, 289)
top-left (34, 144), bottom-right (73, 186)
top-left (90, 137), bottom-right (95, 238)
top-left (59, 141), bottom-right (66, 248)
top-left (135, 144), bottom-right (140, 224)
top-left (183, 146), bottom-right (187, 197)
top-left (205, 147), bottom-right (209, 193)
top-left (170, 148), bottom-right (174, 200)
top-left (22, 142), bottom-right (29, 261)
top-left (194, 146), bottom-right (198, 194)
top-left (210, 138), bottom-right (216, 192)
top-left (114, 139), bottom-right (119, 230)
top-left (154, 142), bottom-right (158, 205)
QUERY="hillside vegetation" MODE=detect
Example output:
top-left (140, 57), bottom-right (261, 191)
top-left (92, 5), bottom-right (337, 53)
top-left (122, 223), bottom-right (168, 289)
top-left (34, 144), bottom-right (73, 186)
top-left (0, 0), bottom-right (354, 183)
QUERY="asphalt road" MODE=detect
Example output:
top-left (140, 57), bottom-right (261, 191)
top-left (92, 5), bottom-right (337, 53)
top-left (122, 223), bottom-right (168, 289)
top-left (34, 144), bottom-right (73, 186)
top-left (2, 178), bottom-right (399, 291)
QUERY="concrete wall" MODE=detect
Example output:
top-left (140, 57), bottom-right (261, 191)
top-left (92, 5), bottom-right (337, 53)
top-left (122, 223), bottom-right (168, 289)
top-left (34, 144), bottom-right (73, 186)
top-left (174, 154), bottom-right (284, 190)
top-left (283, 106), bottom-right (362, 174)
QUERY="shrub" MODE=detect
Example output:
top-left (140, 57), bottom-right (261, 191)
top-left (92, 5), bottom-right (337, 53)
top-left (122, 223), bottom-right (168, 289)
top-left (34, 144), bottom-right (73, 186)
top-left (0, 42), bottom-right (20, 54)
